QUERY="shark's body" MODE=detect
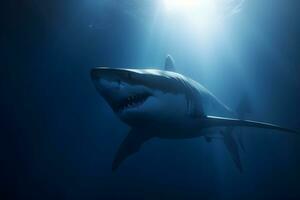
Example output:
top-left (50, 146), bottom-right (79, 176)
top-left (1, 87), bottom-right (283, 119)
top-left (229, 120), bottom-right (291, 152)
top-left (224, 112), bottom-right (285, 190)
top-left (91, 55), bottom-right (297, 171)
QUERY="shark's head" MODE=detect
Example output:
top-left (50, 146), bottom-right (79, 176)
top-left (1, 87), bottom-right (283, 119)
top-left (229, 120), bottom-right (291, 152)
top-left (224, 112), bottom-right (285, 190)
top-left (91, 67), bottom-right (190, 126)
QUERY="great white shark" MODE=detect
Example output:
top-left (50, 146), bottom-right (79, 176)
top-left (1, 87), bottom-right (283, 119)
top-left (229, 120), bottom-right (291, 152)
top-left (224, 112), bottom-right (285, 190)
top-left (91, 55), bottom-right (298, 172)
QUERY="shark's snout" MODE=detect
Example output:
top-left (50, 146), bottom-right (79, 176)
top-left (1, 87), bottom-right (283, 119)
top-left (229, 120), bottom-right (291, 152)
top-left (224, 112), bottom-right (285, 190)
top-left (91, 67), bottom-right (122, 92)
top-left (90, 67), bottom-right (106, 81)
top-left (91, 67), bottom-right (155, 123)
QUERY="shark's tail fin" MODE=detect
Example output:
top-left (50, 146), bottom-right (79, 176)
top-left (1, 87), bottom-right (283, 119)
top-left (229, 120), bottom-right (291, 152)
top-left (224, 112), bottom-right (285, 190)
top-left (203, 114), bottom-right (298, 172)
top-left (219, 94), bottom-right (249, 172)
top-left (220, 128), bottom-right (243, 172)
top-left (235, 95), bottom-right (252, 152)
top-left (204, 96), bottom-right (252, 171)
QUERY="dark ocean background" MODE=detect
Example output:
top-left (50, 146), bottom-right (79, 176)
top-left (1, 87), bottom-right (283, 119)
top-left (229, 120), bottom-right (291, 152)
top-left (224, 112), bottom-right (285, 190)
top-left (2, 0), bottom-right (300, 199)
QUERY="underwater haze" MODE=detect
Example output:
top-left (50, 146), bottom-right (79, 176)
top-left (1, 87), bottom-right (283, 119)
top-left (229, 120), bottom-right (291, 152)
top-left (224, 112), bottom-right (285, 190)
top-left (2, 0), bottom-right (300, 199)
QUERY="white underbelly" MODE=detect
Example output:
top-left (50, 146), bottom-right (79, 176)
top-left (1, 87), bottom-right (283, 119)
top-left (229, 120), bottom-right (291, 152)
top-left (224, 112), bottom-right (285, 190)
top-left (141, 92), bottom-right (202, 136)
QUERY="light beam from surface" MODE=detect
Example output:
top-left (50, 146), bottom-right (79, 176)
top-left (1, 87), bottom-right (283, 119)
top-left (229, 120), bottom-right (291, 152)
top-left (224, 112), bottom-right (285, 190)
top-left (164, 0), bottom-right (219, 15)
top-left (162, 0), bottom-right (224, 42)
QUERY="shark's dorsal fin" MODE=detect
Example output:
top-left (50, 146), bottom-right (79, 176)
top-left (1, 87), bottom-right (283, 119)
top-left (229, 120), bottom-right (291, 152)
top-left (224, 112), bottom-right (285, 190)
top-left (164, 55), bottom-right (175, 71)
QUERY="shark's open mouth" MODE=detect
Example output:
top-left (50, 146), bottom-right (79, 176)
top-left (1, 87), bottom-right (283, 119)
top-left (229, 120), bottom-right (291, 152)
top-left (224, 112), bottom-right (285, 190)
top-left (115, 93), bottom-right (151, 113)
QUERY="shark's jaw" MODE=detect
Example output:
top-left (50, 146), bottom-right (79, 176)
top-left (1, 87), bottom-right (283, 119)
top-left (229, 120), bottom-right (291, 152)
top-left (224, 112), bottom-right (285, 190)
top-left (91, 67), bottom-right (157, 125)
top-left (113, 92), bottom-right (151, 113)
top-left (91, 67), bottom-right (190, 127)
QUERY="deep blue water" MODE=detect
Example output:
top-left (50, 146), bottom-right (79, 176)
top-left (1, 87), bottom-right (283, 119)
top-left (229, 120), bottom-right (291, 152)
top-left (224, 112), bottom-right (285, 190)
top-left (2, 0), bottom-right (300, 199)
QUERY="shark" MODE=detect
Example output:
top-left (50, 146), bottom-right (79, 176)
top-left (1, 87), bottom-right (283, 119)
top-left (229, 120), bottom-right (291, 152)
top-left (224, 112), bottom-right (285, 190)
top-left (91, 55), bottom-right (298, 172)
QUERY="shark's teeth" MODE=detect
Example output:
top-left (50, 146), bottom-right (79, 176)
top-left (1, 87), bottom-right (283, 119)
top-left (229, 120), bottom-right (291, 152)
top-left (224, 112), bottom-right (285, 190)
top-left (116, 93), bottom-right (150, 113)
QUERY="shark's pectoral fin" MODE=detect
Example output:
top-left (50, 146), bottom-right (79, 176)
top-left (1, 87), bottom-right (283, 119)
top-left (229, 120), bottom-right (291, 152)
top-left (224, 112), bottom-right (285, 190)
top-left (220, 129), bottom-right (243, 172)
top-left (235, 95), bottom-right (251, 153)
top-left (203, 115), bottom-right (298, 134)
top-left (112, 128), bottom-right (151, 171)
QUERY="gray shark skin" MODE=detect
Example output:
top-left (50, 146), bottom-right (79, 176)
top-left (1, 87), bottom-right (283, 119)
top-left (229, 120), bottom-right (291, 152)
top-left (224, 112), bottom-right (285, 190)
top-left (91, 56), bottom-right (298, 172)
